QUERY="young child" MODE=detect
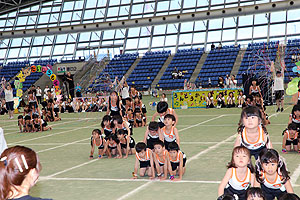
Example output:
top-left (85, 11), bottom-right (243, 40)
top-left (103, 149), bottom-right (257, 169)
top-left (117, 129), bottom-right (135, 159)
top-left (237, 90), bottom-right (246, 108)
top-left (106, 91), bottom-right (122, 117)
top-left (167, 142), bottom-right (186, 181)
top-left (159, 114), bottom-right (180, 150)
top-left (143, 121), bottom-right (160, 150)
top-left (17, 115), bottom-right (24, 132)
top-left (32, 114), bottom-right (51, 132)
top-left (133, 142), bottom-right (155, 179)
top-left (255, 149), bottom-right (293, 200)
top-left (24, 115), bottom-right (33, 132)
top-left (103, 134), bottom-right (122, 159)
top-left (245, 187), bottom-right (266, 200)
top-left (218, 146), bottom-right (255, 200)
top-left (89, 129), bottom-right (105, 159)
top-left (234, 106), bottom-right (273, 160)
top-left (113, 115), bottom-right (132, 136)
top-left (250, 79), bottom-right (262, 97)
top-left (288, 104), bottom-right (300, 130)
top-left (217, 92), bottom-right (225, 109)
top-left (153, 140), bottom-right (169, 180)
top-left (244, 95), bottom-right (254, 108)
top-left (282, 123), bottom-right (299, 153)
top-left (152, 101), bottom-right (178, 128)
top-left (227, 92), bottom-right (235, 108)
top-left (206, 92), bottom-right (214, 108)
top-left (133, 96), bottom-right (144, 127)
top-left (101, 115), bottom-right (115, 139)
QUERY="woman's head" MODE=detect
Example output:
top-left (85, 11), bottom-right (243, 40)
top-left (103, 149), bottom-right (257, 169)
top-left (239, 106), bottom-right (262, 129)
top-left (0, 146), bottom-right (41, 200)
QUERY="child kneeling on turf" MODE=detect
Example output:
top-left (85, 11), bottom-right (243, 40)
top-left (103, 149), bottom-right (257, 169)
top-left (153, 140), bottom-right (169, 180)
top-left (17, 115), bottom-right (24, 132)
top-left (167, 142), bottom-right (186, 181)
top-left (103, 134), bottom-right (122, 159)
top-left (32, 114), bottom-right (51, 132)
top-left (133, 142), bottom-right (154, 179)
top-left (282, 123), bottom-right (299, 153)
top-left (89, 129), bottom-right (105, 159)
top-left (117, 129), bottom-right (135, 159)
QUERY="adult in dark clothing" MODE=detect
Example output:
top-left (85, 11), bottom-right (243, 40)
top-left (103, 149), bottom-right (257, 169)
top-left (66, 72), bottom-right (74, 99)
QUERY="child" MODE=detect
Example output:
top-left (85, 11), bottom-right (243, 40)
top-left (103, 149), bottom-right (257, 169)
top-left (152, 101), bottom-right (178, 128)
top-left (133, 96), bottom-right (143, 127)
top-left (244, 95), bottom-right (254, 108)
top-left (288, 104), bottom-right (300, 130)
top-left (282, 123), bottom-right (299, 153)
top-left (143, 121), bottom-right (160, 150)
top-left (245, 187), bottom-right (265, 200)
top-left (113, 115), bottom-right (132, 136)
top-left (227, 92), bottom-right (235, 108)
top-left (17, 115), bottom-right (24, 132)
top-left (279, 193), bottom-right (300, 200)
top-left (218, 146), bottom-right (255, 200)
top-left (23, 104), bottom-right (32, 118)
top-left (142, 104), bottom-right (147, 126)
top-left (32, 114), bottom-right (51, 132)
top-left (217, 92), bottom-right (226, 109)
top-left (254, 149), bottom-right (293, 200)
top-left (117, 129), bottom-right (135, 159)
top-left (132, 142), bottom-right (155, 179)
top-left (106, 91), bottom-right (122, 117)
top-left (159, 114), bottom-right (180, 150)
top-left (250, 79), bottom-right (262, 97)
top-left (153, 140), bottom-right (169, 180)
top-left (103, 134), bottom-right (122, 159)
top-left (234, 106), bottom-right (272, 160)
top-left (167, 142), bottom-right (186, 181)
top-left (297, 81), bottom-right (300, 105)
top-left (89, 129), bottom-right (105, 159)
top-left (206, 92), bottom-right (214, 108)
top-left (24, 115), bottom-right (33, 132)
top-left (237, 90), bottom-right (246, 108)
top-left (101, 115), bottom-right (115, 139)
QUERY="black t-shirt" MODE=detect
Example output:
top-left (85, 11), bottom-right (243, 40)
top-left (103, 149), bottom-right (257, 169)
top-left (9, 195), bottom-right (52, 200)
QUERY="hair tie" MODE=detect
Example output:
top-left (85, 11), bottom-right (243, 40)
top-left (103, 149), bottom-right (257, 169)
top-left (14, 158), bottom-right (23, 173)
top-left (21, 155), bottom-right (28, 170)
top-left (0, 156), bottom-right (7, 166)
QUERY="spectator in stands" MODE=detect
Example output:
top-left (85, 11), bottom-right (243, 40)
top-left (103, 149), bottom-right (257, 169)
top-left (195, 77), bottom-right (202, 88)
top-left (184, 79), bottom-right (188, 90)
top-left (225, 74), bottom-right (230, 88)
top-left (218, 76), bottom-right (224, 88)
top-left (216, 92), bottom-right (225, 109)
top-left (211, 43), bottom-right (215, 50)
top-left (75, 83), bottom-right (82, 97)
top-left (178, 71), bottom-right (183, 79)
top-left (66, 72), bottom-right (74, 99)
top-left (36, 86), bottom-right (42, 104)
top-left (99, 98), bottom-right (107, 112)
top-left (218, 42), bottom-right (222, 49)
top-left (160, 93), bottom-right (168, 102)
top-left (206, 92), bottom-right (214, 108)
top-left (172, 67), bottom-right (178, 79)
top-left (208, 78), bottom-right (212, 88)
top-left (229, 75), bottom-right (237, 88)
top-left (2, 82), bottom-right (14, 119)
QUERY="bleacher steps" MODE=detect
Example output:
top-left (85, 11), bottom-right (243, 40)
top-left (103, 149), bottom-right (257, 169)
top-left (189, 52), bottom-right (208, 83)
top-left (123, 57), bottom-right (141, 80)
top-left (231, 49), bottom-right (245, 76)
top-left (151, 54), bottom-right (174, 89)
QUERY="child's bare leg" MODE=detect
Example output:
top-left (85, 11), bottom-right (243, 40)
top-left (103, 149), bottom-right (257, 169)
top-left (293, 144), bottom-right (298, 152)
top-left (139, 168), bottom-right (146, 177)
top-left (286, 145), bottom-right (291, 151)
top-left (147, 167), bottom-right (153, 177)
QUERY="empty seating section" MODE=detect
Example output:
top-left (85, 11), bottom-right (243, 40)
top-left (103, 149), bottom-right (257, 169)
top-left (236, 41), bottom-right (278, 85)
top-left (284, 39), bottom-right (300, 83)
top-left (157, 48), bottom-right (203, 89)
top-left (90, 53), bottom-right (138, 92)
top-left (198, 45), bottom-right (239, 87)
top-left (127, 50), bottom-right (171, 90)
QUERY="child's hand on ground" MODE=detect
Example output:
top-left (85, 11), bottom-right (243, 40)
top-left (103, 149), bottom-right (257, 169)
top-left (123, 155), bottom-right (128, 159)
top-left (89, 156), bottom-right (93, 160)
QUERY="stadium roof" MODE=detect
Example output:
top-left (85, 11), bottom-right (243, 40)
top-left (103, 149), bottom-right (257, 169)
top-left (0, 0), bottom-right (50, 14)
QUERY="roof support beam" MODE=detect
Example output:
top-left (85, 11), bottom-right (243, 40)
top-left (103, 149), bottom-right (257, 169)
top-left (0, 0), bottom-right (299, 40)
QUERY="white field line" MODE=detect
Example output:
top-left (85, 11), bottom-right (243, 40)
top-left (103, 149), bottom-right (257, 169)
top-left (291, 164), bottom-right (300, 185)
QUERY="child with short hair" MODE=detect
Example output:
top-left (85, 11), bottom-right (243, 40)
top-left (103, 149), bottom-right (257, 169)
top-left (24, 115), bottom-right (33, 132)
top-left (254, 149), bottom-right (293, 200)
top-left (227, 92), bottom-right (235, 108)
top-left (167, 142), bottom-right (186, 181)
top-left (89, 129), bottom-right (105, 159)
top-left (234, 106), bottom-right (272, 160)
top-left (246, 187), bottom-right (265, 200)
top-left (133, 142), bottom-right (155, 179)
top-left (152, 101), bottom-right (178, 128)
top-left (218, 146), bottom-right (255, 200)
top-left (159, 114), bottom-right (180, 150)
top-left (282, 123), bottom-right (299, 153)
top-left (153, 140), bottom-right (169, 180)
top-left (17, 115), bottom-right (24, 132)
top-left (113, 115), bottom-right (132, 136)
top-left (103, 134), bottom-right (122, 159)
top-left (117, 129), bottom-right (135, 159)
top-left (32, 114), bottom-right (51, 132)
top-left (101, 115), bottom-right (115, 139)
top-left (143, 121), bottom-right (160, 150)
top-left (237, 90), bottom-right (246, 108)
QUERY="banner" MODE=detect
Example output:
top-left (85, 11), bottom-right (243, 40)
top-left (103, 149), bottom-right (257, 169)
top-left (172, 88), bottom-right (243, 109)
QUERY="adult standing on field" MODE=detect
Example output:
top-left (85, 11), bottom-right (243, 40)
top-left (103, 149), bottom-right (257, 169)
top-left (66, 72), bottom-right (74, 99)
top-left (272, 61), bottom-right (285, 112)
top-left (2, 82), bottom-right (14, 119)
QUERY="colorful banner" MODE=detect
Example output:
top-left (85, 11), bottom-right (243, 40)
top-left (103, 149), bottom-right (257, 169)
top-left (172, 88), bottom-right (243, 109)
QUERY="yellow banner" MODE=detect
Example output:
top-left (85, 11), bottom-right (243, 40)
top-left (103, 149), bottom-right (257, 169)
top-left (172, 88), bottom-right (242, 109)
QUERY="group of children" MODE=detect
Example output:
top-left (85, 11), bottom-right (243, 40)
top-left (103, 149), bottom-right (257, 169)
top-left (206, 90), bottom-right (246, 109)
top-left (89, 98), bottom-right (186, 181)
top-left (218, 105), bottom-right (299, 200)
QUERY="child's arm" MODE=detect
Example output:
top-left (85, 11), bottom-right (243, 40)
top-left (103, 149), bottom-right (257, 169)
top-left (149, 151), bottom-right (155, 179)
top-left (132, 157), bottom-right (139, 179)
top-left (233, 134), bottom-right (241, 147)
top-left (116, 144), bottom-right (122, 159)
top-left (106, 105), bottom-right (110, 115)
top-left (265, 134), bottom-right (273, 149)
top-left (143, 128), bottom-right (149, 144)
top-left (288, 115), bottom-right (293, 124)
top-left (90, 143), bottom-right (95, 159)
top-left (123, 122), bottom-right (131, 136)
top-left (250, 173), bottom-right (255, 187)
top-left (158, 128), bottom-right (164, 142)
top-left (174, 127), bottom-right (180, 146)
top-left (282, 133), bottom-right (288, 152)
top-left (152, 112), bottom-right (159, 121)
top-left (162, 153), bottom-right (169, 180)
top-left (218, 168), bottom-right (232, 196)
top-left (153, 153), bottom-right (161, 175)
top-left (174, 153), bottom-right (184, 181)
top-left (39, 119), bottom-right (43, 132)
top-left (284, 179), bottom-right (294, 193)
